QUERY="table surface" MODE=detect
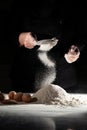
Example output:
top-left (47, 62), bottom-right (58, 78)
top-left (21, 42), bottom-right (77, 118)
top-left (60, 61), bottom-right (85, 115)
top-left (0, 93), bottom-right (87, 130)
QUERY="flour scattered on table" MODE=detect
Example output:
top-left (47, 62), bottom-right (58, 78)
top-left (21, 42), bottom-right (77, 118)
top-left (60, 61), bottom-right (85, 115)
top-left (32, 84), bottom-right (87, 106)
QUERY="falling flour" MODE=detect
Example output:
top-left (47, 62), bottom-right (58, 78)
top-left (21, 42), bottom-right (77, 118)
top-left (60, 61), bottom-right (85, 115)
top-left (32, 84), bottom-right (87, 106)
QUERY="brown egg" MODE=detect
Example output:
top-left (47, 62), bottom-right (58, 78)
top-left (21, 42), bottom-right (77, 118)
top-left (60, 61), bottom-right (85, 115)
top-left (0, 92), bottom-right (5, 101)
top-left (22, 93), bottom-right (31, 103)
top-left (8, 91), bottom-right (17, 100)
top-left (14, 92), bottom-right (23, 102)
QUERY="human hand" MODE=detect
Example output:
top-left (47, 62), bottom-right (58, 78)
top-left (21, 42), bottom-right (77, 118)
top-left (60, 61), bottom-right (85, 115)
top-left (64, 45), bottom-right (80, 63)
top-left (18, 32), bottom-right (37, 49)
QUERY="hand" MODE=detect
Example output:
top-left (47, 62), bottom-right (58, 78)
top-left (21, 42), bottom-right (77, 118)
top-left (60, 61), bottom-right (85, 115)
top-left (18, 32), bottom-right (37, 49)
top-left (64, 45), bottom-right (80, 63)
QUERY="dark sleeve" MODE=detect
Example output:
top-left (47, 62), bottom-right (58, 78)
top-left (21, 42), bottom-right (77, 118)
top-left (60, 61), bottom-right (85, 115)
top-left (54, 56), bottom-right (78, 89)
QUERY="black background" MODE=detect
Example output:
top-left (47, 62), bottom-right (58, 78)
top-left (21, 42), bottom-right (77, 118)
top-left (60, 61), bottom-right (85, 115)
top-left (0, 0), bottom-right (87, 93)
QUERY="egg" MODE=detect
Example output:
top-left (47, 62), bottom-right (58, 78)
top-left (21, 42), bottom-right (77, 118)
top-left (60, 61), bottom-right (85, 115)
top-left (0, 92), bottom-right (5, 101)
top-left (14, 92), bottom-right (23, 102)
top-left (22, 93), bottom-right (31, 103)
top-left (8, 91), bottom-right (17, 100)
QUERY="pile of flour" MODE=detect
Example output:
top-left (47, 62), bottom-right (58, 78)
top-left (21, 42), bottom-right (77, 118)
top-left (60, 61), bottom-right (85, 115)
top-left (32, 84), bottom-right (87, 106)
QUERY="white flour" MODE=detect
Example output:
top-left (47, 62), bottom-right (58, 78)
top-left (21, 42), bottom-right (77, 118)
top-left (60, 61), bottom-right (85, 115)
top-left (32, 84), bottom-right (87, 106)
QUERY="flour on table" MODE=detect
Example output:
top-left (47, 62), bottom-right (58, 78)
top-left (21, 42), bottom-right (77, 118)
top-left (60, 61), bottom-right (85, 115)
top-left (32, 84), bottom-right (87, 106)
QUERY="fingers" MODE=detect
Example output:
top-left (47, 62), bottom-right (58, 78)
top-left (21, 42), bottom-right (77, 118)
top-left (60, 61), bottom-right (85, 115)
top-left (69, 45), bottom-right (80, 55)
top-left (18, 32), bottom-right (37, 49)
top-left (65, 45), bottom-right (80, 63)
